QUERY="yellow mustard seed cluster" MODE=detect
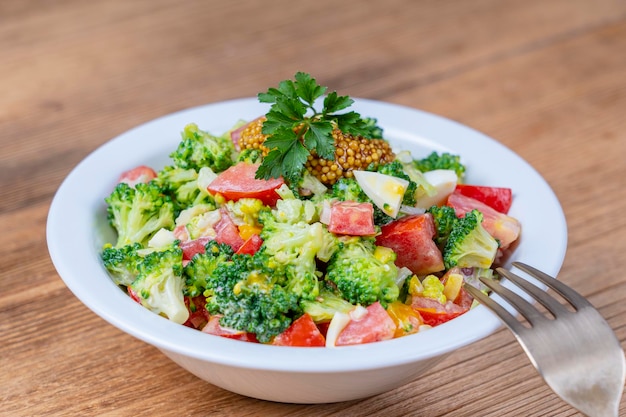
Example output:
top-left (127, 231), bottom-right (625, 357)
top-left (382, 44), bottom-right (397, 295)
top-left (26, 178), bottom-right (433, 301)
top-left (305, 129), bottom-right (394, 185)
top-left (238, 117), bottom-right (270, 155)
top-left (238, 117), bottom-right (395, 185)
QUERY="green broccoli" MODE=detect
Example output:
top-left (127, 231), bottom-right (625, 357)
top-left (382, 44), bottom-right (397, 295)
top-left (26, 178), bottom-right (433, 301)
top-left (443, 209), bottom-right (499, 269)
top-left (329, 177), bottom-right (366, 202)
top-left (183, 240), bottom-right (234, 297)
top-left (204, 252), bottom-right (300, 342)
top-left (426, 205), bottom-right (459, 249)
top-left (170, 123), bottom-right (236, 172)
top-left (105, 181), bottom-right (175, 248)
top-left (300, 284), bottom-right (355, 323)
top-left (236, 147), bottom-right (263, 164)
top-left (414, 151), bottom-right (466, 180)
top-left (130, 244), bottom-right (189, 324)
top-left (325, 237), bottom-right (400, 307)
top-left (101, 242), bottom-right (143, 286)
top-left (259, 202), bottom-right (337, 301)
top-left (153, 165), bottom-right (215, 212)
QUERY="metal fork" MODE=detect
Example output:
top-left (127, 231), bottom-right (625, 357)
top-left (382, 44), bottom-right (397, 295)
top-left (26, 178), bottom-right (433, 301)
top-left (464, 261), bottom-right (625, 417)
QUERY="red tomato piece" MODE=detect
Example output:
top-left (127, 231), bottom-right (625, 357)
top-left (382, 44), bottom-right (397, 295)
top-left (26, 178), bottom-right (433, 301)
top-left (207, 162), bottom-right (285, 206)
top-left (272, 314), bottom-right (326, 347)
top-left (446, 191), bottom-right (521, 249)
top-left (454, 184), bottom-right (513, 214)
top-left (214, 208), bottom-right (245, 252)
top-left (118, 165), bottom-right (157, 187)
top-left (410, 296), bottom-right (468, 327)
top-left (179, 236), bottom-right (212, 261)
top-left (328, 201), bottom-right (376, 236)
top-left (335, 302), bottom-right (397, 346)
top-left (316, 321), bottom-right (331, 339)
top-left (183, 296), bottom-right (210, 330)
top-left (235, 234), bottom-right (263, 255)
top-left (376, 213), bottom-right (445, 275)
top-left (202, 315), bottom-right (259, 343)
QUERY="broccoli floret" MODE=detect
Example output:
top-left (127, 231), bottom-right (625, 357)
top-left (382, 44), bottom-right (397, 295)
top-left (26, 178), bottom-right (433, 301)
top-left (236, 148), bottom-right (263, 164)
top-left (427, 205), bottom-right (459, 249)
top-left (204, 252), bottom-right (300, 342)
top-left (105, 181), bottom-right (175, 248)
top-left (300, 285), bottom-right (355, 323)
top-left (414, 151), bottom-right (466, 180)
top-left (183, 240), bottom-right (234, 297)
top-left (101, 242), bottom-right (143, 286)
top-left (259, 204), bottom-right (337, 301)
top-left (153, 165), bottom-right (215, 212)
top-left (443, 209), bottom-right (499, 269)
top-left (130, 245), bottom-right (189, 324)
top-left (376, 161), bottom-right (418, 207)
top-left (325, 237), bottom-right (400, 307)
top-left (329, 177), bottom-right (366, 202)
top-left (170, 123), bottom-right (235, 172)
top-left (267, 193), bottom-right (318, 224)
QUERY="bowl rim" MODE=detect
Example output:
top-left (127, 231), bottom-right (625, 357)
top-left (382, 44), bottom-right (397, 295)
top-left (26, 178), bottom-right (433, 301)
top-left (46, 97), bottom-right (567, 373)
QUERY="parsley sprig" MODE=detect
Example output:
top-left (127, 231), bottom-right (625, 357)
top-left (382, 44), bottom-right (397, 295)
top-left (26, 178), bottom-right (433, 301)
top-left (256, 72), bottom-right (373, 182)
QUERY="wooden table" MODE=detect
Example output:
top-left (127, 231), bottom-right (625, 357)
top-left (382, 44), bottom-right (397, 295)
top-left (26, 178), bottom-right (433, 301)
top-left (2, 1), bottom-right (625, 415)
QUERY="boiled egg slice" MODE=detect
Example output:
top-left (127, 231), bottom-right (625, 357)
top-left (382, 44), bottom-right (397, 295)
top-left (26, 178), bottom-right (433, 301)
top-left (353, 170), bottom-right (409, 218)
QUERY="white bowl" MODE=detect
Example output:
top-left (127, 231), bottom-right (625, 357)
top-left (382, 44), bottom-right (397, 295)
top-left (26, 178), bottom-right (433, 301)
top-left (46, 98), bottom-right (567, 403)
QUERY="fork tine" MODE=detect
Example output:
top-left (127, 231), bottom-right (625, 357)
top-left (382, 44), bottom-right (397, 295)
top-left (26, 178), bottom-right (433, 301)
top-left (496, 267), bottom-right (571, 318)
top-left (476, 276), bottom-right (546, 326)
top-left (463, 283), bottom-right (526, 335)
top-left (512, 262), bottom-right (593, 310)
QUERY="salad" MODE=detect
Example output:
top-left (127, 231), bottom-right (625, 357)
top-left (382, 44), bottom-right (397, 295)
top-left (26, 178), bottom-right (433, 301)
top-left (100, 73), bottom-right (522, 347)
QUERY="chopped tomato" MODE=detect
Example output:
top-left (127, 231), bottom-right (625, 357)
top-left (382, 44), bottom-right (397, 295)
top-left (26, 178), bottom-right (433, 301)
top-left (272, 314), bottom-right (326, 347)
top-left (386, 301), bottom-right (424, 338)
top-left (316, 321), bottom-right (331, 338)
top-left (454, 184), bottom-right (513, 214)
top-left (118, 165), bottom-right (157, 187)
top-left (446, 191), bottom-right (521, 249)
top-left (376, 213), bottom-right (445, 275)
top-left (235, 234), bottom-right (263, 255)
top-left (179, 236), bottom-right (212, 260)
top-left (207, 162), bottom-right (285, 206)
top-left (183, 296), bottom-right (210, 329)
top-left (335, 302), bottom-right (396, 346)
top-left (328, 201), bottom-right (376, 236)
top-left (214, 208), bottom-right (245, 252)
top-left (202, 315), bottom-right (259, 342)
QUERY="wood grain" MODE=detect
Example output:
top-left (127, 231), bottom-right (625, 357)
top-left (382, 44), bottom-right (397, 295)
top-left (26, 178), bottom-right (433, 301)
top-left (1, 1), bottom-right (625, 416)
